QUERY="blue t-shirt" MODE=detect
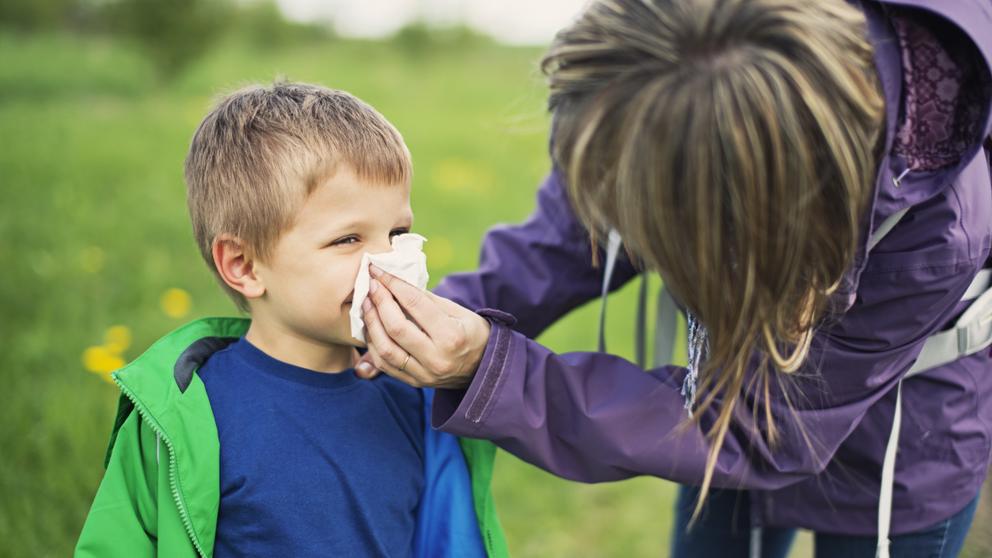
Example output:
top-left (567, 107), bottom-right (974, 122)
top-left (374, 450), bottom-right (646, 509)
top-left (198, 337), bottom-right (425, 557)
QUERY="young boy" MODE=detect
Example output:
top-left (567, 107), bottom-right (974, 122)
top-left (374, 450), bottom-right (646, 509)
top-left (75, 82), bottom-right (507, 557)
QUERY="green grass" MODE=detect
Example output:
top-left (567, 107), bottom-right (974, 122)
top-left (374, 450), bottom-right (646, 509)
top-left (0, 30), bottom-right (676, 557)
top-left (11, 29), bottom-right (990, 558)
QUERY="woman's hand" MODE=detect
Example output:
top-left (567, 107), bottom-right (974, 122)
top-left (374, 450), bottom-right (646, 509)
top-left (356, 264), bottom-right (490, 389)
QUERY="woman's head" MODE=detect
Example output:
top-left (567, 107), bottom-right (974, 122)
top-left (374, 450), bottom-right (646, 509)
top-left (543, 0), bottom-right (884, 515)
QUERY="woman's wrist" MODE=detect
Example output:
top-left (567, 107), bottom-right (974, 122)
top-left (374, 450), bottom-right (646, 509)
top-left (433, 308), bottom-right (518, 426)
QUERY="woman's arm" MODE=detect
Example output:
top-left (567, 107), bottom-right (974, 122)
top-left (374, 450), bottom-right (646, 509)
top-left (428, 247), bottom-right (976, 488)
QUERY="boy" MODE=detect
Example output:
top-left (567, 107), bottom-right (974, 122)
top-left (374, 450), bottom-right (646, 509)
top-left (75, 82), bottom-right (507, 557)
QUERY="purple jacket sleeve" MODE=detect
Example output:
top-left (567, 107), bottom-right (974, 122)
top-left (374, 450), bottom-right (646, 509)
top-left (431, 157), bottom-right (990, 489)
top-left (433, 171), bottom-right (639, 340)
top-left (432, 270), bottom-right (975, 489)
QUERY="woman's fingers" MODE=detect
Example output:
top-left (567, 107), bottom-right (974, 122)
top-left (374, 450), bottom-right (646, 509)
top-left (362, 265), bottom-right (489, 389)
top-left (363, 340), bottom-right (423, 387)
top-left (354, 352), bottom-right (379, 379)
top-left (364, 278), bottom-right (436, 358)
top-left (425, 289), bottom-right (472, 314)
top-left (362, 301), bottom-right (428, 386)
top-left (369, 265), bottom-right (448, 338)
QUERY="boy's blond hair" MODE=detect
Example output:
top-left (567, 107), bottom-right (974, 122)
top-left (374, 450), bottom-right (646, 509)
top-left (184, 81), bottom-right (412, 311)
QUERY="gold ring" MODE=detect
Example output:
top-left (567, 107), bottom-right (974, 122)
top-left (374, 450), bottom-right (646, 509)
top-left (400, 353), bottom-right (411, 373)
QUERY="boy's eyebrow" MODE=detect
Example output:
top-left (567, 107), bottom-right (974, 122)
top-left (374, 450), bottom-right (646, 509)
top-left (323, 213), bottom-right (414, 235)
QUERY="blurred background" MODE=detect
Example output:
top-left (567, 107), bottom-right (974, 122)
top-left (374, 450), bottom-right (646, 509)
top-left (0, 0), bottom-right (987, 556)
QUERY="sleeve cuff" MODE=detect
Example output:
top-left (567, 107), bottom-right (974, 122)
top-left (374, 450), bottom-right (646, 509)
top-left (431, 308), bottom-right (516, 431)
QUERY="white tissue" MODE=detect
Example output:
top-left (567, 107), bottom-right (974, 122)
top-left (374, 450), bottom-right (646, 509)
top-left (349, 233), bottom-right (429, 343)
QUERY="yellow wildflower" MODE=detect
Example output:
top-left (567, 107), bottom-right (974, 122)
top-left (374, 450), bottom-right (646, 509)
top-left (83, 345), bottom-right (125, 383)
top-left (161, 288), bottom-right (192, 319)
top-left (104, 325), bottom-right (132, 354)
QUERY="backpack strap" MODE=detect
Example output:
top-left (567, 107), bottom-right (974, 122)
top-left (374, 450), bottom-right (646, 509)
top-left (905, 269), bottom-right (992, 376)
top-left (877, 135), bottom-right (992, 558)
top-left (598, 229), bottom-right (624, 355)
top-left (598, 229), bottom-right (657, 370)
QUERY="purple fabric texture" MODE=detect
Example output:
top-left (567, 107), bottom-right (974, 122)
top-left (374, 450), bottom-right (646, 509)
top-left (893, 11), bottom-right (990, 170)
top-left (432, 0), bottom-right (992, 538)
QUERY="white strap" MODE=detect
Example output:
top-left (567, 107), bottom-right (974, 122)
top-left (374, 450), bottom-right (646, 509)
top-left (906, 273), bottom-right (992, 377)
top-left (868, 207), bottom-right (910, 252)
top-left (749, 527), bottom-right (763, 558)
top-left (875, 269), bottom-right (992, 555)
top-left (598, 229), bottom-right (623, 353)
top-left (963, 268), bottom-right (992, 301)
top-left (871, 146), bottom-right (991, 546)
top-left (876, 380), bottom-right (903, 558)
top-left (600, 232), bottom-right (651, 368)
top-left (642, 265), bottom-right (990, 371)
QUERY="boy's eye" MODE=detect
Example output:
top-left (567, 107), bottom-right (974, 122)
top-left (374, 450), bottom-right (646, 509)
top-left (330, 236), bottom-right (359, 246)
top-left (328, 229), bottom-right (408, 247)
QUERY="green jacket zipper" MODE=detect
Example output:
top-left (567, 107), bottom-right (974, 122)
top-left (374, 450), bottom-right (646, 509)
top-left (113, 374), bottom-right (208, 558)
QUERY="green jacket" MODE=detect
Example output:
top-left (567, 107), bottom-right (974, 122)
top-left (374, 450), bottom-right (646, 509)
top-left (75, 317), bottom-right (508, 557)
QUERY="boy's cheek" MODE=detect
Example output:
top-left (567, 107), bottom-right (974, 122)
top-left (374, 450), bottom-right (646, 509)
top-left (323, 255), bottom-right (364, 289)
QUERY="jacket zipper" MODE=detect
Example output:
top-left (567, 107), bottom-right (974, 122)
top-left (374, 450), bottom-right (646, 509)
top-left (113, 374), bottom-right (208, 558)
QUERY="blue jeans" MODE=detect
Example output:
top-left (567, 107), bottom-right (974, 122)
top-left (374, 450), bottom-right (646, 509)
top-left (670, 485), bottom-right (980, 558)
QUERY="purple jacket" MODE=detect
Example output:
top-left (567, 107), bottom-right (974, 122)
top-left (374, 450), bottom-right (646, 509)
top-left (432, 0), bottom-right (992, 536)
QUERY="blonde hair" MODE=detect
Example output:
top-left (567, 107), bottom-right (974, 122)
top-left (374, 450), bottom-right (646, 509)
top-left (543, 0), bottom-right (884, 518)
top-left (184, 81), bottom-right (412, 311)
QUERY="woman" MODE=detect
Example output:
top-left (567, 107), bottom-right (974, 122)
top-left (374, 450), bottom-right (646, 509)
top-left (356, 0), bottom-right (992, 556)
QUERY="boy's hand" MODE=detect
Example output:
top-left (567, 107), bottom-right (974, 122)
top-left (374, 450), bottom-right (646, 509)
top-left (356, 264), bottom-right (490, 389)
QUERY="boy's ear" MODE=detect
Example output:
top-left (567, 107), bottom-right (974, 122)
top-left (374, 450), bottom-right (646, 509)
top-left (212, 235), bottom-right (266, 300)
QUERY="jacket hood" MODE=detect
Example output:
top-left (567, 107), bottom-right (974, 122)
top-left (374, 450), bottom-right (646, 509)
top-left (871, 0), bottom-right (992, 213)
top-left (834, 0), bottom-right (992, 310)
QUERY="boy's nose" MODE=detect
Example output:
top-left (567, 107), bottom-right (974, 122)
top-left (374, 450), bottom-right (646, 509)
top-left (367, 236), bottom-right (394, 255)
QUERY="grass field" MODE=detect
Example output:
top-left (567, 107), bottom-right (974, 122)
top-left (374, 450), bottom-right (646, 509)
top-left (4, 29), bottom-right (988, 558)
top-left (0, 30), bottom-right (683, 557)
